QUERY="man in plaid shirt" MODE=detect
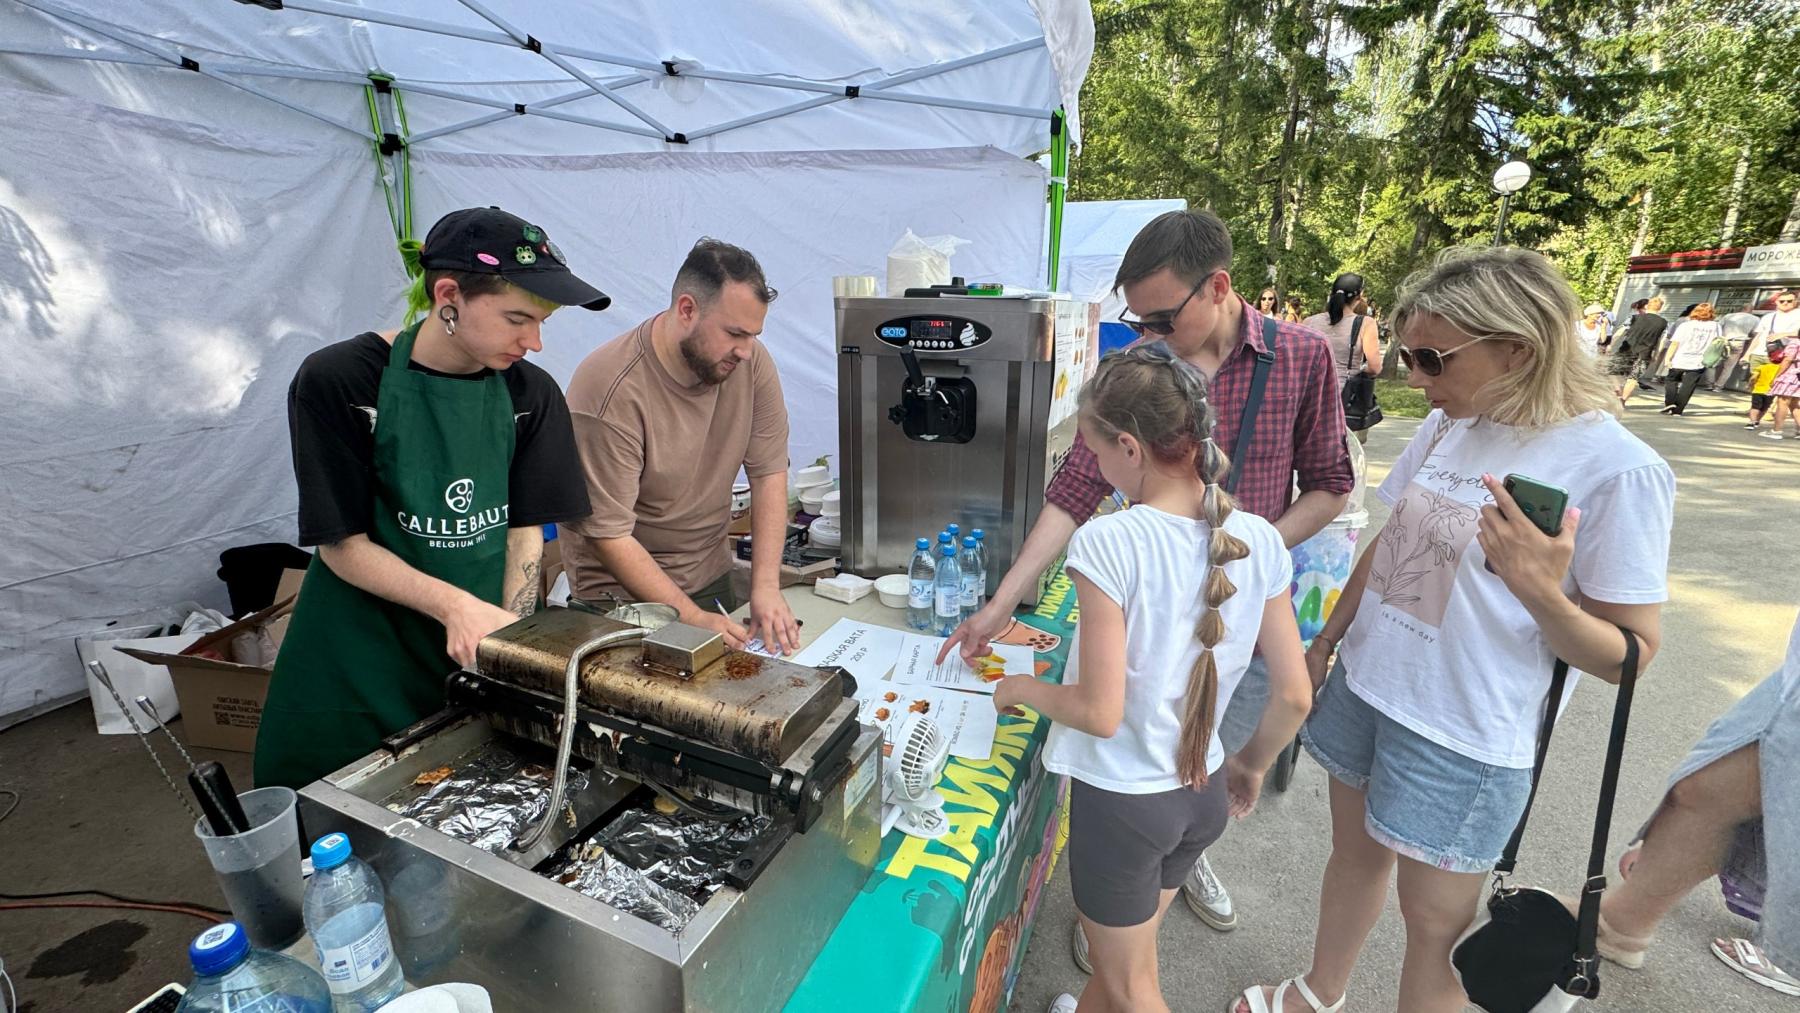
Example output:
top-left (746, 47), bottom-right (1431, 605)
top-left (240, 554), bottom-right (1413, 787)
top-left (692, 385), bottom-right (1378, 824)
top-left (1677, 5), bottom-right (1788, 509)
top-left (941, 209), bottom-right (1352, 946)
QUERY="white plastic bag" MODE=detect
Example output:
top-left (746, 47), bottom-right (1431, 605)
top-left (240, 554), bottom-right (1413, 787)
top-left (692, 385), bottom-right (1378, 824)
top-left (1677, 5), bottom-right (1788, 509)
top-left (75, 601), bottom-right (211, 735)
top-left (886, 229), bottom-right (970, 296)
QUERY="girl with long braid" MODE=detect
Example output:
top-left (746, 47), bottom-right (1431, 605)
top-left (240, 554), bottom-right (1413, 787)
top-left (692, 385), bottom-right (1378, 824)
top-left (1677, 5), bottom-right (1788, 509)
top-left (992, 346), bottom-right (1313, 1013)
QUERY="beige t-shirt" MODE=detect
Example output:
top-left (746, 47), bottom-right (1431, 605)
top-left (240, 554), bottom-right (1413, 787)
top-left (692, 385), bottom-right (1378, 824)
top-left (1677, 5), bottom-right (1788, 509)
top-left (563, 316), bottom-right (789, 600)
top-left (1301, 311), bottom-right (1375, 390)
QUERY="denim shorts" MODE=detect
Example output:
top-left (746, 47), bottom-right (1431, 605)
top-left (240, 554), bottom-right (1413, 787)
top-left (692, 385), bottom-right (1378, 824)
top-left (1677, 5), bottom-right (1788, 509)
top-left (1299, 662), bottom-right (1533, 874)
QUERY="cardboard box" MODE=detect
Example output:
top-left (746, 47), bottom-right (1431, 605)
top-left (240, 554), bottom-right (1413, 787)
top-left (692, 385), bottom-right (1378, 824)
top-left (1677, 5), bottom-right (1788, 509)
top-left (118, 569), bottom-right (306, 753)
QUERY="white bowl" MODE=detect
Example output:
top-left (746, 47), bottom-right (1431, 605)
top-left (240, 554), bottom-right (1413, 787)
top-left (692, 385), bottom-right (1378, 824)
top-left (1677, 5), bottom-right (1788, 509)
top-left (873, 573), bottom-right (910, 609)
top-left (808, 515), bottom-right (841, 548)
top-left (819, 489), bottom-right (841, 518)
top-left (799, 484), bottom-right (833, 514)
top-left (795, 464), bottom-right (830, 488)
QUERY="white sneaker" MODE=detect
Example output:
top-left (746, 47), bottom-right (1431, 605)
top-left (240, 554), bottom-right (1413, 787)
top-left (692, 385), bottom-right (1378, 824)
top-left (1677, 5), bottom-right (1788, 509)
top-left (1762, 431), bottom-right (1786, 440)
top-left (1181, 853), bottom-right (1238, 931)
top-left (1047, 992), bottom-right (1080, 1013)
top-left (1071, 920), bottom-right (1093, 974)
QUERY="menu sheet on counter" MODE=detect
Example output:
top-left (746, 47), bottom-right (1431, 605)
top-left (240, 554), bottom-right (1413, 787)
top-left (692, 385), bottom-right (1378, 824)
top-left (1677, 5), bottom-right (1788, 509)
top-left (888, 634), bottom-right (1035, 695)
top-left (790, 619), bottom-right (1002, 760)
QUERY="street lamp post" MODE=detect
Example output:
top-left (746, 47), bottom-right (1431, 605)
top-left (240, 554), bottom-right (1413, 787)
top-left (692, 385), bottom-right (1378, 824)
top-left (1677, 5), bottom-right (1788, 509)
top-left (1492, 160), bottom-right (1532, 246)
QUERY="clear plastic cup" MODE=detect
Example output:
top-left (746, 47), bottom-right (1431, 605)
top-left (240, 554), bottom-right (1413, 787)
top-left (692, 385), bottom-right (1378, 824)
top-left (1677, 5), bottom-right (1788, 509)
top-left (194, 786), bottom-right (305, 949)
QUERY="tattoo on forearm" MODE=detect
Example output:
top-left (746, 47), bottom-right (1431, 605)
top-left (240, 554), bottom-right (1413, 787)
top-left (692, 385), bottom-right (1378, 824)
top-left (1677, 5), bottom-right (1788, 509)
top-left (510, 561), bottom-right (541, 618)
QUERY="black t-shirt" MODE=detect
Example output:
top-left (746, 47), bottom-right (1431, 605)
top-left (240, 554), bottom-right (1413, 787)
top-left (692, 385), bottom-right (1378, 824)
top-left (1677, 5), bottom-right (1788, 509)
top-left (1620, 312), bottom-right (1667, 356)
top-left (288, 332), bottom-right (590, 546)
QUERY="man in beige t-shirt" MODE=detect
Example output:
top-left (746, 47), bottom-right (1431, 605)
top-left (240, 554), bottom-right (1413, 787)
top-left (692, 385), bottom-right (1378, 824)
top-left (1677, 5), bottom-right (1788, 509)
top-left (562, 239), bottom-right (800, 653)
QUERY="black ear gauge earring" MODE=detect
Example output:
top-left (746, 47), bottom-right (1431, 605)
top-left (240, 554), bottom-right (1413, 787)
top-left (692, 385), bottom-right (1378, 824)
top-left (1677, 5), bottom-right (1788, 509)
top-left (438, 304), bottom-right (459, 337)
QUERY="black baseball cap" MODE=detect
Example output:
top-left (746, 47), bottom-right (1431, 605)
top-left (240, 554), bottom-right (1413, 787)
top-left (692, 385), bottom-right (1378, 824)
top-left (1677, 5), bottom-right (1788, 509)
top-left (419, 207), bottom-right (610, 311)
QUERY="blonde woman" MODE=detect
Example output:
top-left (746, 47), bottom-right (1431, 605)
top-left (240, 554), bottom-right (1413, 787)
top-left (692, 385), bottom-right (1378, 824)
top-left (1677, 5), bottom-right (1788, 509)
top-left (1233, 247), bottom-right (1673, 1013)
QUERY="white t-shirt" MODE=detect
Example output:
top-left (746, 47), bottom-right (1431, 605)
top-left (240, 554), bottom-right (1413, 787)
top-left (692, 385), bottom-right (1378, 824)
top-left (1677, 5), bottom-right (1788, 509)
top-left (1043, 505), bottom-right (1292, 793)
top-left (1752, 308), bottom-right (1800, 358)
top-left (1340, 411), bottom-right (1674, 768)
top-left (1575, 321), bottom-right (1605, 357)
top-left (1665, 319), bottom-right (1721, 370)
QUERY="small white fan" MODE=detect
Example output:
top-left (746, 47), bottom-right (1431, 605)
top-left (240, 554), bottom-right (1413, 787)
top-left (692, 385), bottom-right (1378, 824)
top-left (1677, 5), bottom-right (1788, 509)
top-left (883, 712), bottom-right (951, 840)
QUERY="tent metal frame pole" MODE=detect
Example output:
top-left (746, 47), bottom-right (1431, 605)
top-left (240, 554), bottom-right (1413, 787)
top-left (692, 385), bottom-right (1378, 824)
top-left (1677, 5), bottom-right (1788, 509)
top-left (858, 91), bottom-right (1052, 120)
top-left (283, 0), bottom-right (516, 47)
top-left (14, 0), bottom-right (368, 138)
top-left (684, 38), bottom-right (1050, 142)
top-left (391, 79), bottom-right (665, 140)
top-left (1046, 108), bottom-right (1069, 289)
top-left (0, 44), bottom-right (164, 67)
top-left (683, 94), bottom-right (843, 142)
top-left (405, 84), bottom-right (617, 145)
top-left (449, 0), bottom-right (678, 140)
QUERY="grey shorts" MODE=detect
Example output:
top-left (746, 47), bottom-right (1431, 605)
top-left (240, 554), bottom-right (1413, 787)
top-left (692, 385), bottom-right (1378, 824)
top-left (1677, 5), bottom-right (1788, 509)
top-left (1068, 775), bottom-right (1230, 926)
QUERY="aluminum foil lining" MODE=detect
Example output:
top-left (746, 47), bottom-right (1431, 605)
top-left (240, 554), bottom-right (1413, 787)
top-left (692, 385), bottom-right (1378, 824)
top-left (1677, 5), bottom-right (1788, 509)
top-left (386, 743), bottom-right (587, 855)
top-left (543, 842), bottom-right (700, 933)
top-left (595, 806), bottom-right (771, 902)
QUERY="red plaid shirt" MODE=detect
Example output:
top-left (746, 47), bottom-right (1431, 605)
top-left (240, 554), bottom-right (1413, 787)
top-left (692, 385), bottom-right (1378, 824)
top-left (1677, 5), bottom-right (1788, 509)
top-left (1046, 298), bottom-right (1353, 524)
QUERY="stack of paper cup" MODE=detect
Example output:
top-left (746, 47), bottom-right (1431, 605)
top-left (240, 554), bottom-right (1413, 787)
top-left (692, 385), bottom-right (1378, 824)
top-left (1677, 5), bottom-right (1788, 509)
top-left (832, 276), bottom-right (878, 298)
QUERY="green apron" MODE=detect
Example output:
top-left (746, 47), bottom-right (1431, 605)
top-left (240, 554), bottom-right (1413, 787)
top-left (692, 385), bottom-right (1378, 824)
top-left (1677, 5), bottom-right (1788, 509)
top-left (254, 322), bottom-right (515, 788)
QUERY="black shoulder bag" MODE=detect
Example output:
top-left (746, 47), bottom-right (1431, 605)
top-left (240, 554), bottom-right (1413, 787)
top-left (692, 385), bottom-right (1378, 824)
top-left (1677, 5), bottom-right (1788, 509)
top-left (1451, 625), bottom-right (1641, 1013)
top-left (1340, 316), bottom-right (1384, 432)
top-left (1223, 316), bottom-right (1278, 496)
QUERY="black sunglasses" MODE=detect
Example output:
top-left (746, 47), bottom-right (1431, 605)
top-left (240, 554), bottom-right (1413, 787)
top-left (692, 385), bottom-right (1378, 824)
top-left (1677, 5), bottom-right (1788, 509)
top-left (1399, 335), bottom-right (1492, 377)
top-left (1118, 274), bottom-right (1214, 336)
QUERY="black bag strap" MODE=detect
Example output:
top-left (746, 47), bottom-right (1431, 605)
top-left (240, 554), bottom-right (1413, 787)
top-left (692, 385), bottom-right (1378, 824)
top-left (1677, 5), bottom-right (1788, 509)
top-left (1575, 628), bottom-right (1640, 969)
top-left (1347, 315), bottom-right (1364, 372)
top-left (1493, 625), bottom-right (1641, 971)
top-left (1224, 315), bottom-right (1278, 496)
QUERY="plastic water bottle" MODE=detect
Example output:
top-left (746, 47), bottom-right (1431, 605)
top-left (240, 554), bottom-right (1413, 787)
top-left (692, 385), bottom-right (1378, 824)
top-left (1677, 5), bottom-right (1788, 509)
top-left (937, 530), bottom-right (953, 552)
top-left (177, 921), bottom-right (331, 1013)
top-left (945, 523), bottom-right (960, 545)
top-left (959, 536), bottom-right (985, 619)
top-left (303, 834), bottom-right (403, 1011)
top-left (971, 528), bottom-right (988, 575)
top-left (907, 538), bottom-right (937, 632)
top-left (934, 544), bottom-right (963, 636)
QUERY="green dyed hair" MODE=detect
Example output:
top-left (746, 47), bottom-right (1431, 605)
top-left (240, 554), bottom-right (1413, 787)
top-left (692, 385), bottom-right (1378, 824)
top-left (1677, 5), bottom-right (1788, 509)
top-left (400, 238), bottom-right (559, 321)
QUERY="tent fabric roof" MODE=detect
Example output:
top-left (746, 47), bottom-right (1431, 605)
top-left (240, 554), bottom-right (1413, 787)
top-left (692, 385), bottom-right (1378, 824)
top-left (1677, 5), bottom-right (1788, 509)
top-left (3, 0), bottom-right (1091, 157)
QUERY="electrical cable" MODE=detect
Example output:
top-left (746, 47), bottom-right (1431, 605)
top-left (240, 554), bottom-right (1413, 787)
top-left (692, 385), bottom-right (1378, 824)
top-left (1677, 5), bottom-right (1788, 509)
top-left (1, 963), bottom-right (15, 1013)
top-left (0, 889), bottom-right (228, 916)
top-left (0, 900), bottom-right (224, 924)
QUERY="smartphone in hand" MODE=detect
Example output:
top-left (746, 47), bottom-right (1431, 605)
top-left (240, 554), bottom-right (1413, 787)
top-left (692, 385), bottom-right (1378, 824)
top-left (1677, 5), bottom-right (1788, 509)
top-left (1503, 474), bottom-right (1570, 537)
top-left (1484, 474), bottom-right (1571, 574)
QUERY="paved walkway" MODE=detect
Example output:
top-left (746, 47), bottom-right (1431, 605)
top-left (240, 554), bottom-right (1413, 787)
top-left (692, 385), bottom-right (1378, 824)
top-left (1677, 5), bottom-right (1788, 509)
top-left (1011, 389), bottom-right (1800, 1012)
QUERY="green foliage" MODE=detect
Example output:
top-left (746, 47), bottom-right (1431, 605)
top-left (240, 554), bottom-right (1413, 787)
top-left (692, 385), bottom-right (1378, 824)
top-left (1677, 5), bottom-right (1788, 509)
top-left (1376, 378), bottom-right (1430, 418)
top-left (1074, 0), bottom-right (1800, 313)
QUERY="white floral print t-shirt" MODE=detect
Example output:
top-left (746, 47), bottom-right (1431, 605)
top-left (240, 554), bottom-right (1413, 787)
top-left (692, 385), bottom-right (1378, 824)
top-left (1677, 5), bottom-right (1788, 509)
top-left (1339, 410), bottom-right (1674, 767)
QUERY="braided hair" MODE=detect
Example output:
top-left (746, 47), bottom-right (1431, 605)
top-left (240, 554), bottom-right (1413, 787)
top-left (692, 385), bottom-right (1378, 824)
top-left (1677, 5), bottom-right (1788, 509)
top-left (1078, 347), bottom-right (1252, 787)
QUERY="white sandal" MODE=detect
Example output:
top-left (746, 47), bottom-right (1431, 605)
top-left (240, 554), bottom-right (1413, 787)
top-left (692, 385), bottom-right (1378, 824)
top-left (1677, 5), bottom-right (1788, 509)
top-left (1230, 977), bottom-right (1345, 1013)
top-left (1711, 937), bottom-right (1800, 997)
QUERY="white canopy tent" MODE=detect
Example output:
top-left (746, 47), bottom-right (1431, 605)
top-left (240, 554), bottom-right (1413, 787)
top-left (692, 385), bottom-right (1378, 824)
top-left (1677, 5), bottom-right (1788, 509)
top-left (1054, 198), bottom-right (1188, 324)
top-left (0, 0), bottom-right (1093, 725)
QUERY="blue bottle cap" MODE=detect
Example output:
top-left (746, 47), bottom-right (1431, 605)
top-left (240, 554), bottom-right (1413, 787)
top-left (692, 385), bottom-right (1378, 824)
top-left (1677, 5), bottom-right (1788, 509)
top-left (947, 524), bottom-right (960, 535)
top-left (937, 532), bottom-right (951, 543)
top-left (310, 832), bottom-right (353, 871)
top-left (972, 528), bottom-right (985, 540)
top-left (941, 544), bottom-right (957, 557)
top-left (915, 538), bottom-right (930, 549)
top-left (963, 536), bottom-right (977, 548)
top-left (189, 922), bottom-right (250, 977)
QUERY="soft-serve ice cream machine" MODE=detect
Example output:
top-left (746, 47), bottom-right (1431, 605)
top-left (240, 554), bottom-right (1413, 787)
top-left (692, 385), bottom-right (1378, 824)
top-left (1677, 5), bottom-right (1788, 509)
top-left (835, 293), bottom-right (1098, 605)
